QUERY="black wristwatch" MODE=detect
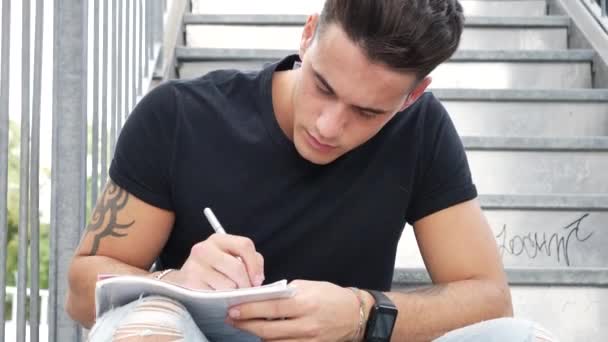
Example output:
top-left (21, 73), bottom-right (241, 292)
top-left (364, 290), bottom-right (398, 341)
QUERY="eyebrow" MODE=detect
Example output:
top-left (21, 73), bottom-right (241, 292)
top-left (312, 69), bottom-right (389, 115)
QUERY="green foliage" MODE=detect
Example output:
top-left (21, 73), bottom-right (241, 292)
top-left (3, 121), bottom-right (54, 321)
top-left (4, 120), bottom-right (50, 290)
top-left (4, 118), bottom-right (99, 321)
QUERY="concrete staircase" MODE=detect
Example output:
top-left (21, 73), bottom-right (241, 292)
top-left (177, 0), bottom-right (608, 340)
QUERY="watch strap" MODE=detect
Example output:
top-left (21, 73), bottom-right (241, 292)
top-left (364, 290), bottom-right (398, 341)
top-left (368, 290), bottom-right (394, 308)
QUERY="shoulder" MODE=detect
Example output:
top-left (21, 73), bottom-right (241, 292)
top-left (402, 92), bottom-right (450, 130)
top-left (382, 91), bottom-right (452, 147)
top-left (126, 81), bottom-right (180, 129)
top-left (166, 69), bottom-right (264, 121)
top-left (173, 68), bottom-right (262, 99)
top-left (132, 68), bottom-right (258, 121)
top-left (401, 92), bottom-right (462, 157)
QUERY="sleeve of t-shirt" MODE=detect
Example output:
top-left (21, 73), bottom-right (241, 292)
top-left (405, 95), bottom-right (478, 224)
top-left (109, 81), bottom-right (178, 210)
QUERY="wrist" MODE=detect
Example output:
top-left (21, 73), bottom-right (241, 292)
top-left (149, 268), bottom-right (177, 282)
top-left (361, 290), bottom-right (376, 322)
top-left (361, 290), bottom-right (398, 341)
top-left (348, 287), bottom-right (375, 341)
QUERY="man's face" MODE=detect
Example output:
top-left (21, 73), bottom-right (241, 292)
top-left (291, 19), bottom-right (428, 165)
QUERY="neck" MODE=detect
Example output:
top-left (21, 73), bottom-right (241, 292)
top-left (271, 69), bottom-right (298, 141)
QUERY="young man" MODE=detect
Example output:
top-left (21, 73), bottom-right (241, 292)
top-left (67, 0), bottom-right (555, 341)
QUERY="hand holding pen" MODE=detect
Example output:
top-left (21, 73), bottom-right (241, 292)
top-left (158, 207), bottom-right (265, 290)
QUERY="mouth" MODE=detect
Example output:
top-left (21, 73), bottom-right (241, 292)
top-left (305, 130), bottom-right (337, 153)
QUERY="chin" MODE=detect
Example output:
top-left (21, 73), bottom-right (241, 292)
top-left (293, 133), bottom-right (341, 165)
top-left (305, 154), bottom-right (338, 165)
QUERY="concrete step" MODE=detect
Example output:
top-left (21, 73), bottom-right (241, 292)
top-left (460, 0), bottom-right (547, 17)
top-left (392, 268), bottom-right (608, 341)
top-left (191, 0), bottom-right (326, 15)
top-left (463, 136), bottom-right (608, 150)
top-left (396, 194), bottom-right (608, 268)
top-left (433, 89), bottom-right (608, 137)
top-left (393, 267), bottom-right (608, 286)
top-left (184, 15), bottom-right (569, 50)
top-left (432, 50), bottom-right (593, 89)
top-left (462, 136), bottom-right (608, 195)
top-left (461, 16), bottom-right (568, 50)
top-left (478, 193), bottom-right (608, 210)
top-left (508, 286), bottom-right (606, 341)
top-left (177, 48), bottom-right (594, 89)
top-left (191, 0), bottom-right (547, 17)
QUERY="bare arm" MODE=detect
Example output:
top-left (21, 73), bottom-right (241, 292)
top-left (224, 199), bottom-right (512, 342)
top-left (66, 180), bottom-right (175, 328)
top-left (66, 181), bottom-right (265, 329)
top-left (385, 199), bottom-right (513, 341)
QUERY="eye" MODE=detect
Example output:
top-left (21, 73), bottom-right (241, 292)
top-left (315, 83), bottom-right (332, 95)
top-left (358, 110), bottom-right (377, 120)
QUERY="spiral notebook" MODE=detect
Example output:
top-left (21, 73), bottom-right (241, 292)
top-left (95, 274), bottom-right (295, 340)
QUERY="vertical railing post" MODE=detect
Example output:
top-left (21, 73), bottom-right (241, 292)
top-left (101, 0), bottom-right (109, 188)
top-left (137, 0), bottom-right (144, 95)
top-left (92, 0), bottom-right (100, 211)
top-left (30, 0), bottom-right (46, 340)
top-left (0, 0), bottom-right (12, 339)
top-left (154, 1), bottom-right (167, 69)
top-left (50, 0), bottom-right (88, 340)
top-left (17, 0), bottom-right (33, 339)
top-left (602, 0), bottom-right (607, 16)
top-left (131, 0), bottom-right (138, 109)
top-left (111, 0), bottom-right (117, 154)
top-left (145, 1), bottom-right (152, 75)
top-left (152, 0), bottom-right (160, 67)
top-left (125, 0), bottom-right (132, 122)
top-left (117, 0), bottom-right (124, 135)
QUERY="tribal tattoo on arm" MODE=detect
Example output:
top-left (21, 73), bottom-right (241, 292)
top-left (86, 181), bottom-right (135, 255)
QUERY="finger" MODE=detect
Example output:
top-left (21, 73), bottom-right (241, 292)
top-left (229, 297), bottom-right (300, 321)
top-left (203, 243), bottom-right (252, 288)
top-left (256, 252), bottom-right (265, 279)
top-left (212, 234), bottom-right (265, 286)
top-left (227, 318), bottom-right (311, 340)
top-left (163, 269), bottom-right (214, 290)
top-left (188, 242), bottom-right (249, 288)
top-left (198, 265), bottom-right (238, 290)
top-left (211, 251), bottom-right (253, 289)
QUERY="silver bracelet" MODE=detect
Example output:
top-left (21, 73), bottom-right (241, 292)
top-left (154, 268), bottom-right (175, 280)
top-left (349, 287), bottom-right (366, 341)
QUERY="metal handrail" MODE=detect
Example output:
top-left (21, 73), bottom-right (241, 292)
top-left (0, 0), bottom-right (11, 341)
top-left (598, 0), bottom-right (607, 16)
top-left (4, 286), bottom-right (50, 325)
top-left (584, 0), bottom-right (608, 33)
top-left (1, 0), bottom-right (184, 341)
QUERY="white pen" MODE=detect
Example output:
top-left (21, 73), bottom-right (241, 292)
top-left (204, 207), bottom-right (245, 265)
top-left (204, 207), bottom-right (263, 286)
top-left (203, 207), bottom-right (227, 234)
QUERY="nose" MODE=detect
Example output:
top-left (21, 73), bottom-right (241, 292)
top-left (316, 103), bottom-right (347, 141)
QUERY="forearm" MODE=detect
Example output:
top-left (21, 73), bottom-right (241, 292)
top-left (386, 278), bottom-right (513, 342)
top-left (66, 255), bottom-right (152, 328)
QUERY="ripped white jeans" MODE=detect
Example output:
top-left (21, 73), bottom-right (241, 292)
top-left (87, 296), bottom-right (211, 342)
top-left (87, 296), bottom-right (558, 342)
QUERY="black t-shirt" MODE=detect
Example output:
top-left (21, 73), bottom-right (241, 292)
top-left (110, 55), bottom-right (477, 291)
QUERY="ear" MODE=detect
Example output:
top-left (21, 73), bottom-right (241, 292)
top-left (399, 76), bottom-right (432, 111)
top-left (299, 14), bottom-right (319, 59)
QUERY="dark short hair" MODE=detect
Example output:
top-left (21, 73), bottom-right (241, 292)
top-left (317, 0), bottom-right (465, 79)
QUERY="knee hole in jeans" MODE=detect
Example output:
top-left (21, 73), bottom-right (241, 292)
top-left (111, 296), bottom-right (188, 342)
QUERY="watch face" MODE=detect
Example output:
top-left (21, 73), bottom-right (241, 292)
top-left (370, 306), bottom-right (397, 339)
